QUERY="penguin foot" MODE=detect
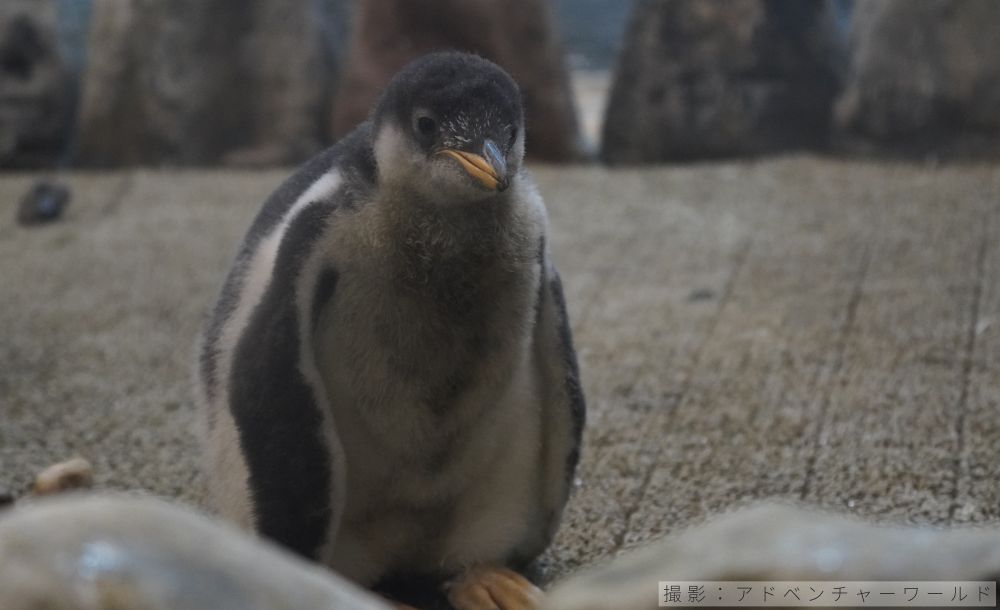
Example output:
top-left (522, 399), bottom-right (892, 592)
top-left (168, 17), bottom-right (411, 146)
top-left (445, 566), bottom-right (543, 610)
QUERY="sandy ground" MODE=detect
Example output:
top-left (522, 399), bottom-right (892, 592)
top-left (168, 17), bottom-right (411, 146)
top-left (1, 158), bottom-right (999, 587)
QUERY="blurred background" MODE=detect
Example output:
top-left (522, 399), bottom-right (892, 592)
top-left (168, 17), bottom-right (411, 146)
top-left (2, 0), bottom-right (997, 171)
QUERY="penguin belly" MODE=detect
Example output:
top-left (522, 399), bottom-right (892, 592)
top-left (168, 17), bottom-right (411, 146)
top-left (314, 268), bottom-right (548, 585)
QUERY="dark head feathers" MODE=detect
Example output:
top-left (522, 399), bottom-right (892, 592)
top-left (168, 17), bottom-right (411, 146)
top-left (373, 52), bottom-right (524, 135)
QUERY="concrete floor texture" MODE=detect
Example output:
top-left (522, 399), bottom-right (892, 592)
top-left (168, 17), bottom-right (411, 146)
top-left (1, 158), bottom-right (998, 583)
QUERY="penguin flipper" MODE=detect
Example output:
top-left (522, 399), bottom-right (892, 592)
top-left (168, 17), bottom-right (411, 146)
top-left (227, 198), bottom-right (346, 561)
top-left (533, 258), bottom-right (586, 540)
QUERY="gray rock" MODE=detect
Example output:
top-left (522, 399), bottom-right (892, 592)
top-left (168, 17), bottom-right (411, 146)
top-left (834, 0), bottom-right (1000, 159)
top-left (601, 0), bottom-right (843, 164)
top-left (0, 494), bottom-right (390, 610)
top-left (5, 497), bottom-right (1000, 610)
top-left (17, 180), bottom-right (71, 226)
top-left (76, 0), bottom-right (335, 167)
top-left (331, 0), bottom-right (583, 162)
top-left (544, 503), bottom-right (1000, 610)
top-left (0, 1), bottom-right (73, 168)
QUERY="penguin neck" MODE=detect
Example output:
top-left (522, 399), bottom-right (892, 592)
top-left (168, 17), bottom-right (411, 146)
top-left (373, 184), bottom-right (536, 293)
top-left (386, 190), bottom-right (502, 256)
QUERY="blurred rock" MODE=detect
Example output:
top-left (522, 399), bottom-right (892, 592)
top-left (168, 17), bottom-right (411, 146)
top-left (544, 503), bottom-right (1000, 610)
top-left (331, 0), bottom-right (583, 162)
top-left (76, 0), bottom-right (336, 167)
top-left (0, 494), bottom-right (391, 610)
top-left (0, 1), bottom-right (74, 168)
top-left (602, 0), bottom-right (843, 164)
top-left (834, 0), bottom-right (1000, 159)
top-left (17, 180), bottom-right (71, 226)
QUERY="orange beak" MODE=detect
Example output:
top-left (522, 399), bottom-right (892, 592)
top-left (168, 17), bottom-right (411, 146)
top-left (436, 147), bottom-right (508, 191)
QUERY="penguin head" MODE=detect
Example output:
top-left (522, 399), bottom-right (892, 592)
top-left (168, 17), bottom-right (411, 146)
top-left (372, 52), bottom-right (526, 205)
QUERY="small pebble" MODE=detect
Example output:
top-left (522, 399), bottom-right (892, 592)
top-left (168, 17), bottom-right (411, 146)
top-left (17, 180), bottom-right (71, 226)
top-left (32, 457), bottom-right (93, 496)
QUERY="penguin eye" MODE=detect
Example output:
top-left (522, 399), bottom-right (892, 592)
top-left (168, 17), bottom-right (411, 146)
top-left (415, 115), bottom-right (437, 138)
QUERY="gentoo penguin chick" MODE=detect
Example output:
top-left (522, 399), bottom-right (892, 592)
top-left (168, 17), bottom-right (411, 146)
top-left (196, 52), bottom-right (585, 610)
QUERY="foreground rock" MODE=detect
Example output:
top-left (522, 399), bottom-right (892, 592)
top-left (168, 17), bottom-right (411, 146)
top-left (602, 0), bottom-right (843, 164)
top-left (0, 1), bottom-right (73, 168)
top-left (331, 0), bottom-right (582, 162)
top-left (545, 503), bottom-right (1000, 610)
top-left (834, 0), bottom-right (1000, 159)
top-left (0, 494), bottom-right (390, 610)
top-left (5, 496), bottom-right (1000, 610)
top-left (76, 0), bottom-right (334, 167)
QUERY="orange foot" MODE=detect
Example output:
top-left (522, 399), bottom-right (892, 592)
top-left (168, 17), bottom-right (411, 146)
top-left (445, 566), bottom-right (543, 610)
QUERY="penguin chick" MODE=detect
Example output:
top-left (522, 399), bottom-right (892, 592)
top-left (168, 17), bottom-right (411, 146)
top-left (196, 52), bottom-right (585, 610)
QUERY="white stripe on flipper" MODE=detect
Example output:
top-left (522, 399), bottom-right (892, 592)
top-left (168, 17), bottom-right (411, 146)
top-left (215, 170), bottom-right (343, 411)
top-left (205, 169), bottom-right (342, 533)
